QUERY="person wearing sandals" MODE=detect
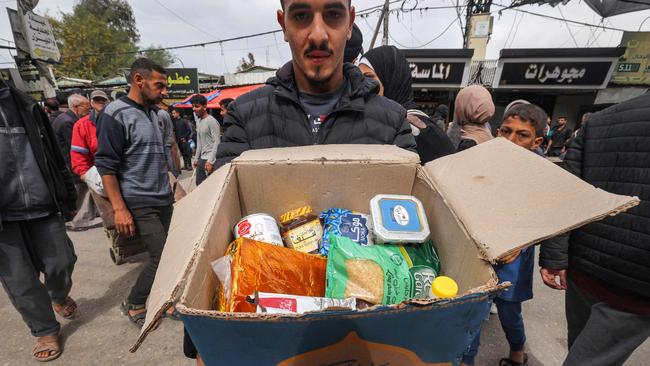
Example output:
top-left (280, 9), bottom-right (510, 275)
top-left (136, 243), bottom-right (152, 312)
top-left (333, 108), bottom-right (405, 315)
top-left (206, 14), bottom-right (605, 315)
top-left (0, 78), bottom-right (78, 362)
top-left (461, 102), bottom-right (548, 366)
top-left (95, 58), bottom-right (174, 327)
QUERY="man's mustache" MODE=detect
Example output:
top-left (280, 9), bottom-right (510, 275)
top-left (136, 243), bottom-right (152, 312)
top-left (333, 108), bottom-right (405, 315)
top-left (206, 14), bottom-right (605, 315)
top-left (304, 42), bottom-right (333, 55)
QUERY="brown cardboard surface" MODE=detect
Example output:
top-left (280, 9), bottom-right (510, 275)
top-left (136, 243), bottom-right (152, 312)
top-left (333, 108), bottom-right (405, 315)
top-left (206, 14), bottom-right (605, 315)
top-left (132, 164), bottom-right (233, 352)
top-left (234, 144), bottom-right (420, 165)
top-left (424, 138), bottom-right (640, 262)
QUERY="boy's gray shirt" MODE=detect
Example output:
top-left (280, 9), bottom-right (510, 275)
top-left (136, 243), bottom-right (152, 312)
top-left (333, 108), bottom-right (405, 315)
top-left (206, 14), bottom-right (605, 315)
top-left (195, 114), bottom-right (220, 164)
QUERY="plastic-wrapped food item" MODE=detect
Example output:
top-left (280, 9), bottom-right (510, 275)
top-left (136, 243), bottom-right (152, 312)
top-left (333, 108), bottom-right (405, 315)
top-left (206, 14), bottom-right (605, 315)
top-left (370, 194), bottom-right (430, 243)
top-left (325, 235), bottom-right (441, 305)
top-left (247, 292), bottom-right (356, 314)
top-left (279, 206), bottom-right (323, 253)
top-left (211, 255), bottom-right (233, 305)
top-left (319, 208), bottom-right (373, 256)
top-left (218, 237), bottom-right (327, 312)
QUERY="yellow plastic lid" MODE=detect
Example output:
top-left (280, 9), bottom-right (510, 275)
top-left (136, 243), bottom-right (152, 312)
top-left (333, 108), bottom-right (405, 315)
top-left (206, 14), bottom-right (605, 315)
top-left (431, 276), bottom-right (459, 299)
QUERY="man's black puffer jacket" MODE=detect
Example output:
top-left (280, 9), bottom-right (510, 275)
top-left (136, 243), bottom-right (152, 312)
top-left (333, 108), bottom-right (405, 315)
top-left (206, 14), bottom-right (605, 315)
top-left (540, 93), bottom-right (650, 300)
top-left (215, 62), bottom-right (417, 168)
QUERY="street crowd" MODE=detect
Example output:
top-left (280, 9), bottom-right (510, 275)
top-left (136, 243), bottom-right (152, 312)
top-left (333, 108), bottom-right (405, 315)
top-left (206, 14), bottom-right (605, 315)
top-left (0, 0), bottom-right (648, 365)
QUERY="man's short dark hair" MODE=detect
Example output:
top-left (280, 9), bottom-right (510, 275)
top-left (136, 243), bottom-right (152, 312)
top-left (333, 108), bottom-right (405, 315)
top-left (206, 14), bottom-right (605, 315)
top-left (44, 98), bottom-right (59, 111)
top-left (130, 57), bottom-right (166, 79)
top-left (219, 98), bottom-right (234, 110)
top-left (503, 104), bottom-right (548, 138)
top-left (190, 94), bottom-right (208, 106)
top-left (280, 0), bottom-right (351, 9)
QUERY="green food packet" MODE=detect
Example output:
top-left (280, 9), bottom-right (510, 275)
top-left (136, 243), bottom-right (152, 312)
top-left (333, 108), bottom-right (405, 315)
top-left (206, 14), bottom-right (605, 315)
top-left (325, 235), bottom-right (441, 305)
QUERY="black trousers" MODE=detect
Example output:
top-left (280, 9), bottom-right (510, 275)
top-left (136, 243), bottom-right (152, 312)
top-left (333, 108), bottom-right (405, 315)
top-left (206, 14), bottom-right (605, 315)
top-left (0, 214), bottom-right (76, 337)
top-left (195, 159), bottom-right (208, 186)
top-left (178, 139), bottom-right (192, 169)
top-left (126, 204), bottom-right (173, 305)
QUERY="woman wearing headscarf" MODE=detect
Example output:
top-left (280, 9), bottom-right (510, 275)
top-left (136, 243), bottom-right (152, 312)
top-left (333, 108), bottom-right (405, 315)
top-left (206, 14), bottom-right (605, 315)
top-left (358, 46), bottom-right (455, 163)
top-left (451, 85), bottom-right (495, 151)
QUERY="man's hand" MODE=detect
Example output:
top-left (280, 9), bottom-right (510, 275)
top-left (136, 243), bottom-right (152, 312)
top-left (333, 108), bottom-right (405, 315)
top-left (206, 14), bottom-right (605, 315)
top-left (193, 160), bottom-right (198, 168)
top-left (205, 162), bottom-right (214, 174)
top-left (540, 268), bottom-right (567, 290)
top-left (406, 114), bottom-right (427, 129)
top-left (114, 207), bottom-right (136, 237)
top-left (499, 249), bottom-right (521, 264)
top-left (80, 174), bottom-right (86, 182)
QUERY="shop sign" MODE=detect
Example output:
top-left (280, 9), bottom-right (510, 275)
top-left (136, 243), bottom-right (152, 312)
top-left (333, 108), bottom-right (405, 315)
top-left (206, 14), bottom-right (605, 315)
top-left (611, 31), bottom-right (650, 85)
top-left (165, 68), bottom-right (199, 98)
top-left (408, 61), bottom-right (467, 87)
top-left (498, 61), bottom-right (614, 88)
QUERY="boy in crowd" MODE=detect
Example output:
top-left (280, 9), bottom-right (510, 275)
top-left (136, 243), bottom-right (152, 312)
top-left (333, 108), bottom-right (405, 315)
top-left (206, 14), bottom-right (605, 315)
top-left (191, 94), bottom-right (220, 186)
top-left (462, 103), bottom-right (547, 366)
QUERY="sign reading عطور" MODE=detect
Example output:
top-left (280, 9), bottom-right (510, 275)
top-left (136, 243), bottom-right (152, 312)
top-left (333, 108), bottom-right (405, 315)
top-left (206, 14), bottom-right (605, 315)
top-left (499, 61), bottom-right (613, 87)
top-left (19, 10), bottom-right (60, 63)
top-left (165, 68), bottom-right (199, 98)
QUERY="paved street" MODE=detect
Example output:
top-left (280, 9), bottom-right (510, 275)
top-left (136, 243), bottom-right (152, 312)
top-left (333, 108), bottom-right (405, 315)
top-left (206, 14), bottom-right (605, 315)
top-left (1, 177), bottom-right (648, 365)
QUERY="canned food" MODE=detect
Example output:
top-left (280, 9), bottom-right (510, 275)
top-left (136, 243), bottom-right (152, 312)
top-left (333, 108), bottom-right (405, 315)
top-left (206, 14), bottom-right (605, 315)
top-left (233, 213), bottom-right (283, 247)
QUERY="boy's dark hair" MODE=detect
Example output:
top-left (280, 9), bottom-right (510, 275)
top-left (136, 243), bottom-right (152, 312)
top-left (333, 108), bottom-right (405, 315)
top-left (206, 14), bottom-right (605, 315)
top-left (503, 104), bottom-right (548, 138)
top-left (280, 0), bottom-right (351, 9)
top-left (44, 98), bottom-right (59, 111)
top-left (190, 94), bottom-right (208, 106)
top-left (219, 98), bottom-right (234, 109)
top-left (130, 58), bottom-right (166, 78)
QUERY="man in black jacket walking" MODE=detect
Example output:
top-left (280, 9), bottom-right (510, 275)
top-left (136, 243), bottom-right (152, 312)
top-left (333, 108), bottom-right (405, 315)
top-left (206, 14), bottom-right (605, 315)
top-left (214, 0), bottom-right (416, 168)
top-left (0, 81), bottom-right (78, 362)
top-left (539, 93), bottom-right (650, 366)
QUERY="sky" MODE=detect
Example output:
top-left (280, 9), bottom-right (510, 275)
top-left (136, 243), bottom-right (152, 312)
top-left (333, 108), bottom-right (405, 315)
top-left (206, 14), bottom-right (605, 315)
top-left (1, 0), bottom-right (649, 77)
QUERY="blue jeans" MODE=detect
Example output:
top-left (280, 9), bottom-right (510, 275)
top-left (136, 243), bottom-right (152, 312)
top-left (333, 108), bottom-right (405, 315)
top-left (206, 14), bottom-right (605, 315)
top-left (462, 298), bottom-right (527, 365)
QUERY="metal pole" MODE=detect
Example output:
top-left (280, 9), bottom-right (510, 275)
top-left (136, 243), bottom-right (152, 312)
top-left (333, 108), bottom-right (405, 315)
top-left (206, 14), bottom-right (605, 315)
top-left (369, 0), bottom-right (389, 49)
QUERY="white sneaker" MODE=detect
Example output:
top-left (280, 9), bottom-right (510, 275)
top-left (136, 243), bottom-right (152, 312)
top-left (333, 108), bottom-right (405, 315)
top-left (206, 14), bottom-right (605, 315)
top-left (490, 303), bottom-right (498, 315)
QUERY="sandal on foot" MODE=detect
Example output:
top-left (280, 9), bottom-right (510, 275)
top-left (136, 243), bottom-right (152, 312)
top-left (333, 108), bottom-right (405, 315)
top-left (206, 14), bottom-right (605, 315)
top-left (33, 335), bottom-right (61, 362)
top-left (120, 300), bottom-right (147, 327)
top-left (498, 353), bottom-right (528, 366)
top-left (52, 297), bottom-right (77, 319)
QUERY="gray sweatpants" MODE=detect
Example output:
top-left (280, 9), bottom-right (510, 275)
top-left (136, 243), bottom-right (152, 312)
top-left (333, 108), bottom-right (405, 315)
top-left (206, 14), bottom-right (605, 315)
top-left (564, 278), bottom-right (650, 366)
top-left (0, 214), bottom-right (77, 337)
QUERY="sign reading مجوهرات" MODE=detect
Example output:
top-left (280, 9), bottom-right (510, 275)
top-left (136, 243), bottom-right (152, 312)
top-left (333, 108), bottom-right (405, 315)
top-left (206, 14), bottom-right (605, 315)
top-left (611, 31), bottom-right (650, 85)
top-left (165, 68), bottom-right (199, 98)
top-left (499, 62), bottom-right (614, 87)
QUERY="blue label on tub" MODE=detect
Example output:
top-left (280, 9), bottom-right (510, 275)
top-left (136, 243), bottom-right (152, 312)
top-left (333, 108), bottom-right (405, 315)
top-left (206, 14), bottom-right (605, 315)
top-left (379, 199), bottom-right (422, 232)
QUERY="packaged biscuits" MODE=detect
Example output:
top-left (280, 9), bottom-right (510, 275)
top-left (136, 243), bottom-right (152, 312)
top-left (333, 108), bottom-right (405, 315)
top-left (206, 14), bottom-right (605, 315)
top-left (325, 235), bottom-right (441, 305)
top-left (319, 208), bottom-right (373, 256)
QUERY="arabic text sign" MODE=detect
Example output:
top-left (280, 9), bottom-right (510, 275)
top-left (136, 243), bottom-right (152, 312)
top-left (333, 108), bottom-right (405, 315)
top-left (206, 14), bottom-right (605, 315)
top-left (499, 62), bottom-right (613, 87)
top-left (165, 68), bottom-right (199, 98)
top-left (612, 31), bottom-right (650, 86)
top-left (409, 62), bottom-right (465, 86)
top-left (21, 10), bottom-right (60, 63)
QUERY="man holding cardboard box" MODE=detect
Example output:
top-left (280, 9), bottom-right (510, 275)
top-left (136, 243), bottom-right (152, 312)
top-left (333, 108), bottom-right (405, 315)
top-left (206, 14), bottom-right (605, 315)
top-left (214, 0), bottom-right (416, 168)
top-left (540, 93), bottom-right (650, 366)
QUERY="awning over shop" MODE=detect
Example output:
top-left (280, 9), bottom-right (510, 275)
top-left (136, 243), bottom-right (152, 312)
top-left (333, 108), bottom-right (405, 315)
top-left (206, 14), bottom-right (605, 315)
top-left (173, 84), bottom-right (264, 109)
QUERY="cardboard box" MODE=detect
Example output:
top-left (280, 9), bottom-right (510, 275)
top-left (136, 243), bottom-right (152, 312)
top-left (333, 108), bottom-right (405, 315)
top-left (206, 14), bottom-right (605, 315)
top-left (132, 140), bottom-right (638, 365)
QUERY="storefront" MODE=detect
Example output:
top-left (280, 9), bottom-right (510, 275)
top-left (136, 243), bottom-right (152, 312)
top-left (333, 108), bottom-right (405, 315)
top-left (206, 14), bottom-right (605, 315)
top-left (402, 49), bottom-right (474, 116)
top-left (491, 47), bottom-right (625, 130)
top-left (400, 47), bottom-right (624, 131)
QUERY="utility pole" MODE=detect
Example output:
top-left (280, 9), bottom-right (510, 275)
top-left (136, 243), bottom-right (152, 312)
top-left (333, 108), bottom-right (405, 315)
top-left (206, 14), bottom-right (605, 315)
top-left (369, 0), bottom-right (390, 49)
top-left (463, 0), bottom-right (492, 48)
top-left (382, 0), bottom-right (390, 46)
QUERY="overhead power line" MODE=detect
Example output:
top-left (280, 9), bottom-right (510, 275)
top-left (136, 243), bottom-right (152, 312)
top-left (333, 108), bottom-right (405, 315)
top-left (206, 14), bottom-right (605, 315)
top-left (153, 0), bottom-right (215, 39)
top-left (492, 2), bottom-right (629, 32)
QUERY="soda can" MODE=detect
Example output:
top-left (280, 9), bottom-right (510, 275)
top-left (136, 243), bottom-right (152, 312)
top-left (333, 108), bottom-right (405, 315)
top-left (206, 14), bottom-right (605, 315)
top-left (233, 213), bottom-right (283, 247)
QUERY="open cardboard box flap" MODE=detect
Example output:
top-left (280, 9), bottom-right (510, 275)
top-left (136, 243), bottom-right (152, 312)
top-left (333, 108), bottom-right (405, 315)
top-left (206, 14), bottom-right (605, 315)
top-left (424, 138), bottom-right (640, 263)
top-left (232, 144), bottom-right (421, 165)
top-left (132, 164), bottom-right (232, 352)
top-left (132, 145), bottom-right (419, 351)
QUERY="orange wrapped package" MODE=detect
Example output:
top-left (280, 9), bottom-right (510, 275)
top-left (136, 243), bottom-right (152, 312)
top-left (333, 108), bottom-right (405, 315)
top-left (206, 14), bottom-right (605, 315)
top-left (218, 237), bottom-right (327, 312)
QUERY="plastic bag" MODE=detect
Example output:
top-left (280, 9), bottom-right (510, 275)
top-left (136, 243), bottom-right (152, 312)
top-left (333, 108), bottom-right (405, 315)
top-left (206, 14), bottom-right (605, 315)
top-left (211, 255), bottom-right (233, 305)
top-left (84, 166), bottom-right (106, 197)
top-left (218, 237), bottom-right (327, 312)
top-left (325, 235), bottom-right (441, 305)
top-left (319, 208), bottom-right (373, 256)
